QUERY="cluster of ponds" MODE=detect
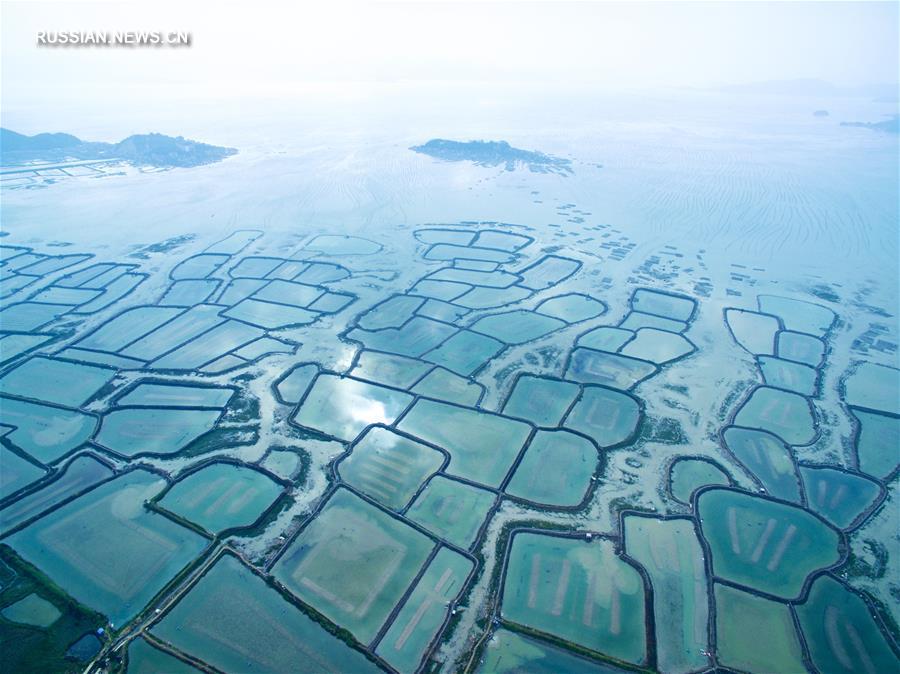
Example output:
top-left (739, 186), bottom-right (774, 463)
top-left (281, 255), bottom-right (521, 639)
top-left (0, 225), bottom-right (897, 674)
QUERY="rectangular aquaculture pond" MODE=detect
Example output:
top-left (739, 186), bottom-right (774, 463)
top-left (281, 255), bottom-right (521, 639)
top-left (7, 470), bottom-right (207, 626)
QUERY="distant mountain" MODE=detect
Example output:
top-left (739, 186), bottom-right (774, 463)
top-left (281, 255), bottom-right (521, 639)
top-left (0, 128), bottom-right (237, 168)
top-left (840, 115), bottom-right (899, 134)
top-left (707, 79), bottom-right (898, 99)
top-left (0, 128), bottom-right (82, 152)
top-left (411, 139), bottom-right (572, 175)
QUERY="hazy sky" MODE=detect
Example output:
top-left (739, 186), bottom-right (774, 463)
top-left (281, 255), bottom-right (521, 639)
top-left (2, 1), bottom-right (898, 111)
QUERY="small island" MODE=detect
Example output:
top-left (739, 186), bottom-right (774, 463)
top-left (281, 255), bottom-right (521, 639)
top-left (839, 115), bottom-right (899, 134)
top-left (0, 128), bottom-right (237, 168)
top-left (410, 139), bottom-right (573, 176)
top-left (812, 110), bottom-right (829, 117)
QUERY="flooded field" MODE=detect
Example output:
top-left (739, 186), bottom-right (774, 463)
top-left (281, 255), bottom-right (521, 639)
top-left (0, 86), bottom-right (898, 674)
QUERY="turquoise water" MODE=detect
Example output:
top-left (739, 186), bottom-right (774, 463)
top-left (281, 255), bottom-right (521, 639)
top-left (159, 462), bottom-right (282, 533)
top-left (152, 554), bottom-right (380, 673)
top-left (7, 470), bottom-right (207, 626)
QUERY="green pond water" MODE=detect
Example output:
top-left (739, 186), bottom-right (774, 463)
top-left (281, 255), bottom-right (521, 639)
top-left (126, 637), bottom-right (200, 674)
top-left (470, 310), bottom-right (566, 345)
top-left (777, 331), bottom-right (825, 367)
top-left (0, 447), bottom-right (45, 499)
top-left (576, 326), bottom-right (634, 353)
top-left (159, 462), bottom-right (282, 533)
top-left (722, 426), bottom-right (801, 502)
top-left (623, 516), bottom-right (709, 674)
top-left (275, 363), bottom-right (317, 404)
top-left (631, 289), bottom-right (694, 322)
top-left (851, 408), bottom-right (900, 479)
top-left (758, 295), bottom-right (835, 337)
top-left (152, 554), bottom-right (380, 673)
top-left (117, 383), bottom-right (232, 408)
top-left (377, 547), bottom-right (473, 674)
top-left (619, 328), bottom-right (694, 364)
top-left (261, 449), bottom-right (303, 480)
top-left (405, 476), bottom-right (495, 549)
top-left (566, 348), bottom-right (656, 390)
top-left (758, 356), bottom-right (818, 396)
top-left (563, 387), bottom-right (641, 447)
top-left (1, 592), bottom-right (61, 627)
top-left (844, 362), bottom-right (900, 415)
top-left (502, 533), bottom-right (646, 665)
top-left (398, 399), bottom-right (530, 487)
top-left (0, 454), bottom-right (113, 534)
top-left (734, 386), bottom-right (816, 446)
top-left (619, 312), bottom-right (686, 333)
top-left (0, 356), bottom-right (114, 407)
top-left (725, 309), bottom-right (778, 355)
top-left (477, 628), bottom-right (626, 673)
top-left (502, 376), bottom-right (580, 427)
top-left (96, 407), bottom-right (221, 457)
top-left (799, 466), bottom-right (881, 530)
top-left (121, 305), bottom-right (228, 362)
top-left (697, 488), bottom-right (840, 599)
top-left (7, 470), bottom-right (207, 626)
top-left (170, 254), bottom-right (228, 280)
top-left (0, 397), bottom-right (96, 463)
top-left (714, 582), bottom-right (806, 673)
top-left (338, 427), bottom-right (444, 510)
top-left (271, 488), bottom-right (433, 644)
top-left (351, 350), bottom-right (433, 389)
top-left (668, 458), bottom-right (730, 504)
top-left (506, 430), bottom-right (598, 507)
top-left (423, 329), bottom-right (504, 375)
top-left (536, 294), bottom-right (606, 323)
top-left (292, 374), bottom-right (413, 441)
top-left (159, 279), bottom-right (218, 307)
top-left (411, 367), bottom-right (484, 407)
top-left (796, 574), bottom-right (899, 674)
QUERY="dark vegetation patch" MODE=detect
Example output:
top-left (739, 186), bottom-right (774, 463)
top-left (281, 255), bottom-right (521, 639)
top-left (0, 546), bottom-right (108, 674)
